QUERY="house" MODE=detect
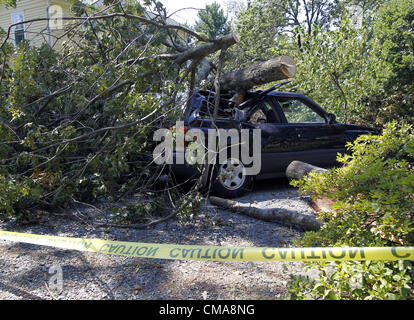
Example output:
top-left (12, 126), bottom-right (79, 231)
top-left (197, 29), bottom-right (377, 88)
top-left (0, 1), bottom-right (188, 50)
top-left (0, 1), bottom-right (102, 49)
top-left (0, 0), bottom-right (75, 49)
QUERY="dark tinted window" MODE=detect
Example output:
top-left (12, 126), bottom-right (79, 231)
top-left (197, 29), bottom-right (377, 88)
top-left (278, 98), bottom-right (325, 123)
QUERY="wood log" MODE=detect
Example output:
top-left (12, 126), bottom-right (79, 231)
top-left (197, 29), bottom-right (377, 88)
top-left (285, 161), bottom-right (328, 181)
top-left (219, 55), bottom-right (296, 91)
top-left (286, 161), bottom-right (330, 219)
top-left (196, 58), bottom-right (213, 84)
top-left (173, 33), bottom-right (240, 65)
top-left (210, 196), bottom-right (322, 231)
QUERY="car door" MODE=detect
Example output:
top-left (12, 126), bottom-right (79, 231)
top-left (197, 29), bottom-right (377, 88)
top-left (244, 98), bottom-right (300, 176)
top-left (272, 96), bottom-right (347, 168)
top-left (253, 96), bottom-right (346, 176)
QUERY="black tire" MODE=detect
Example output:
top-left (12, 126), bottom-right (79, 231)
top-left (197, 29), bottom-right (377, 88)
top-left (210, 158), bottom-right (253, 198)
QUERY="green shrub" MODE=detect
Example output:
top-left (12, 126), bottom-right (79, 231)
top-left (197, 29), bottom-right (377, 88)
top-left (0, 173), bottom-right (28, 216)
top-left (288, 122), bottom-right (414, 300)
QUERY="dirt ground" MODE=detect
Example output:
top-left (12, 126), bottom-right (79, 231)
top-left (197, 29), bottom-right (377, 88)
top-left (0, 178), bottom-right (319, 300)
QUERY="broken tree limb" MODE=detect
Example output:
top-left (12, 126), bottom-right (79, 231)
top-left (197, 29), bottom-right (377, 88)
top-left (285, 161), bottom-right (328, 181)
top-left (196, 58), bottom-right (213, 85)
top-left (210, 196), bottom-right (322, 231)
top-left (173, 33), bottom-right (240, 65)
top-left (219, 55), bottom-right (296, 91)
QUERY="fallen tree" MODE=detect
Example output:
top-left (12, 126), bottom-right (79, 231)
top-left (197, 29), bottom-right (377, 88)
top-left (219, 55), bottom-right (296, 91)
top-left (208, 162), bottom-right (332, 231)
top-left (0, 0), bottom-right (299, 227)
top-left (209, 196), bottom-right (322, 231)
top-left (218, 55), bottom-right (296, 105)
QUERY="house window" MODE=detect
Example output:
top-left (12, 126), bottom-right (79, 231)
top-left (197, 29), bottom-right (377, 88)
top-left (11, 11), bottom-right (25, 46)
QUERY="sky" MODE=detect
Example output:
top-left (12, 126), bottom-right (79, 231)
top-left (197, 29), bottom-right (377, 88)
top-left (161, 0), bottom-right (221, 26)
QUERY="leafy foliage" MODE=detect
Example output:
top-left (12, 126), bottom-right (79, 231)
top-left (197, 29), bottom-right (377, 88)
top-left (0, 0), bottom-right (16, 8)
top-left (235, 0), bottom-right (288, 60)
top-left (294, 122), bottom-right (414, 246)
top-left (194, 2), bottom-right (231, 40)
top-left (291, 19), bottom-right (391, 125)
top-left (0, 1), bottom-right (194, 221)
top-left (374, 0), bottom-right (414, 90)
top-left (288, 260), bottom-right (413, 300)
top-left (230, 0), bottom-right (413, 127)
top-left (0, 173), bottom-right (28, 216)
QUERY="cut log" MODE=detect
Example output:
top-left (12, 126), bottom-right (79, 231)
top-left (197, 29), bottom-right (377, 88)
top-left (311, 197), bottom-right (337, 214)
top-left (286, 161), bottom-right (331, 218)
top-left (219, 55), bottom-right (296, 91)
top-left (285, 161), bottom-right (328, 181)
top-left (209, 196), bottom-right (322, 231)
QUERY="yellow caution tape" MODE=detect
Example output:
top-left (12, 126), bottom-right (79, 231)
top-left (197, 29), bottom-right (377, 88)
top-left (0, 230), bottom-right (413, 262)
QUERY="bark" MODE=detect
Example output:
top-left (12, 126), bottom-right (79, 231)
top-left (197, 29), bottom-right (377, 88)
top-left (195, 58), bottom-right (213, 85)
top-left (210, 196), bottom-right (322, 231)
top-left (173, 33), bottom-right (240, 65)
top-left (219, 55), bottom-right (296, 91)
top-left (285, 161), bottom-right (328, 181)
top-left (286, 161), bottom-right (332, 223)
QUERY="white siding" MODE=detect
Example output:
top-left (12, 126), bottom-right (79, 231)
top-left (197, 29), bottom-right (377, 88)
top-left (0, 0), bottom-right (73, 49)
top-left (0, 0), bottom-right (50, 47)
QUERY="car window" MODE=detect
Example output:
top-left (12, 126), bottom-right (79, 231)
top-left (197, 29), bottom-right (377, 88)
top-left (278, 98), bottom-right (325, 123)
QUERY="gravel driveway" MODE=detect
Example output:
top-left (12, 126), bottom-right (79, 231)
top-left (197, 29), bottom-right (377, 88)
top-left (0, 178), bottom-right (317, 300)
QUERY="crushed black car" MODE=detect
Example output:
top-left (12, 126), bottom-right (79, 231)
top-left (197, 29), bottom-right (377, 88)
top-left (168, 82), bottom-right (378, 198)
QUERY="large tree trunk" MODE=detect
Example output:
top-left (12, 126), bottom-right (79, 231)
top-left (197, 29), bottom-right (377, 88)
top-left (219, 55), bottom-right (296, 91)
top-left (209, 196), bottom-right (322, 231)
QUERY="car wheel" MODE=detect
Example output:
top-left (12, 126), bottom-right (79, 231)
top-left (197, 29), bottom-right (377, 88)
top-left (211, 158), bottom-right (253, 198)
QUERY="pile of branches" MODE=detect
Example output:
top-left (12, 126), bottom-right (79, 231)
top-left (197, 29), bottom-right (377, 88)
top-left (0, 0), bottom-right (294, 227)
top-left (0, 0), bottom-right (240, 225)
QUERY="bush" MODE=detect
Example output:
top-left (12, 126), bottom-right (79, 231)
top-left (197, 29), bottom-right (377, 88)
top-left (0, 173), bottom-right (28, 216)
top-left (0, 2), bottom-right (183, 221)
top-left (288, 122), bottom-right (414, 300)
top-left (0, 42), bottom-right (160, 217)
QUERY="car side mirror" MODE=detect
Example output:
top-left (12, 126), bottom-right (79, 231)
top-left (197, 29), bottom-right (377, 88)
top-left (327, 113), bottom-right (336, 124)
